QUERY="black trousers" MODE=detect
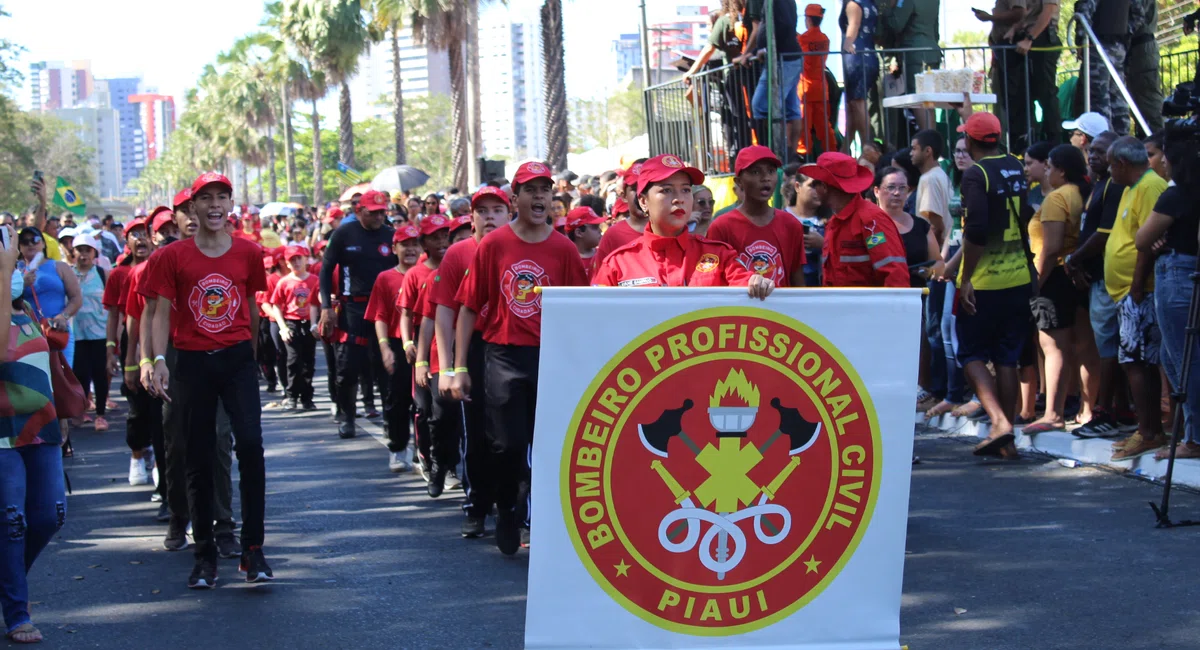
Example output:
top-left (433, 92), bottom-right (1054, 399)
top-left (460, 331), bottom-right (495, 518)
top-left (322, 338), bottom-right (338, 407)
top-left (382, 339), bottom-right (414, 453)
top-left (72, 339), bottom-right (109, 415)
top-left (413, 382), bottom-right (433, 472)
top-left (257, 318), bottom-right (276, 389)
top-left (484, 344), bottom-right (540, 528)
top-left (334, 303), bottom-right (386, 426)
top-left (268, 322), bottom-right (289, 395)
top-left (284, 320), bottom-right (316, 402)
top-left (175, 341), bottom-right (265, 556)
top-left (429, 372), bottom-right (463, 469)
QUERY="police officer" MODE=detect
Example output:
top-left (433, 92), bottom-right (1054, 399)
top-left (319, 190), bottom-right (398, 439)
top-left (1075, 0), bottom-right (1132, 135)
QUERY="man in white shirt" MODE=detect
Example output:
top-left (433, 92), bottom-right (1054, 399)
top-left (911, 129), bottom-right (952, 251)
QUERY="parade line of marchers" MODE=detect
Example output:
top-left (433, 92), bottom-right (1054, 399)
top-left (560, 307), bottom-right (882, 636)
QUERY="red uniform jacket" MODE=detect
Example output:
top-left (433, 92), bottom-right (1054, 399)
top-left (821, 196), bottom-right (909, 288)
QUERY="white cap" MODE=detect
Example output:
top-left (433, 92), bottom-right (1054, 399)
top-left (57, 227), bottom-right (78, 241)
top-left (1062, 112), bottom-right (1110, 139)
top-left (71, 233), bottom-right (102, 252)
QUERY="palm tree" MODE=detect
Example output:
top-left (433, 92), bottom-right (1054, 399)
top-left (410, 0), bottom-right (468, 189)
top-left (280, 0), bottom-right (343, 205)
top-left (220, 36), bottom-right (281, 201)
top-left (369, 0), bottom-right (408, 164)
top-left (541, 0), bottom-right (568, 170)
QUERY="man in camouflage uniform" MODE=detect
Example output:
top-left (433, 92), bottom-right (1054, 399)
top-left (1075, 0), bottom-right (1131, 135)
top-left (1125, 0), bottom-right (1163, 135)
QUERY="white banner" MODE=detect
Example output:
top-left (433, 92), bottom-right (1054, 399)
top-left (526, 288), bottom-right (922, 650)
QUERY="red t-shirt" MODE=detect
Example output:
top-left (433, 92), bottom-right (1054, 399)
top-left (258, 272), bottom-right (280, 318)
top-left (141, 238), bottom-right (268, 352)
top-left (364, 267), bottom-right (407, 340)
top-left (593, 231), bottom-right (755, 287)
top-left (234, 229), bottom-right (262, 244)
top-left (590, 219), bottom-right (641, 277)
top-left (415, 271), bottom-right (443, 375)
top-left (101, 264), bottom-right (132, 313)
top-left (270, 273), bottom-right (319, 321)
top-left (705, 208), bottom-right (807, 287)
top-left (455, 225), bottom-right (588, 347)
top-left (399, 263), bottom-right (435, 329)
top-left (430, 237), bottom-right (485, 333)
top-left (123, 262), bottom-right (152, 322)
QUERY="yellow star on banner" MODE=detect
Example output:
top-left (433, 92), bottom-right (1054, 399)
top-left (804, 556), bottom-right (821, 574)
top-left (615, 560), bottom-right (630, 577)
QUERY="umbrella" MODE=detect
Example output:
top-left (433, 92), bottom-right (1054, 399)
top-left (260, 202), bottom-right (304, 217)
top-left (340, 183), bottom-right (373, 202)
top-left (371, 165), bottom-right (430, 193)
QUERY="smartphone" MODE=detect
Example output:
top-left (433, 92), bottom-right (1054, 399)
top-left (31, 170), bottom-right (43, 194)
top-left (0, 226), bottom-right (9, 252)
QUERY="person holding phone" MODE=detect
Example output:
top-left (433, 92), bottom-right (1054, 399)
top-left (26, 174), bottom-right (62, 262)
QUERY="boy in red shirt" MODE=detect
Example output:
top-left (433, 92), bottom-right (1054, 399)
top-left (707, 145), bottom-right (808, 287)
top-left (412, 215), bottom-right (459, 497)
top-left (432, 186), bottom-right (510, 538)
top-left (258, 250), bottom-right (285, 395)
top-left (401, 214), bottom-right (451, 487)
top-left (266, 245), bottom-right (320, 411)
top-left (366, 224), bottom-right (422, 472)
top-left (144, 172), bottom-right (273, 589)
top-left (565, 206), bottom-right (605, 280)
top-left (449, 215), bottom-right (473, 245)
top-left (451, 161), bottom-right (588, 555)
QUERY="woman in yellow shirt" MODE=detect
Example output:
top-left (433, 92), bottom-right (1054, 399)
top-left (1025, 144), bottom-right (1090, 435)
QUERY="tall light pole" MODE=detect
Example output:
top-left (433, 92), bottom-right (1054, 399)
top-left (639, 0), bottom-right (651, 88)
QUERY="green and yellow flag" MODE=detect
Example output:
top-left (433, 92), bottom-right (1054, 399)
top-left (52, 177), bottom-right (85, 215)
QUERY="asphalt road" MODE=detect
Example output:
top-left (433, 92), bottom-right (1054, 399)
top-left (9, 370), bottom-right (1199, 650)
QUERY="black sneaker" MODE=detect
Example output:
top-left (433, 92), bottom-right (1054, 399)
top-left (239, 546), bottom-right (274, 583)
top-left (365, 408), bottom-right (381, 419)
top-left (338, 421), bottom-right (356, 439)
top-left (215, 532), bottom-right (241, 559)
top-left (301, 400), bottom-right (318, 411)
top-left (333, 409), bottom-right (346, 423)
top-left (164, 517), bottom-right (189, 551)
top-left (187, 552), bottom-right (218, 589)
top-left (496, 511), bottom-right (520, 556)
top-left (1076, 412), bottom-right (1120, 438)
top-left (461, 514), bottom-right (485, 538)
top-left (428, 462), bottom-right (447, 498)
top-left (155, 502), bottom-right (171, 523)
top-left (520, 527), bottom-right (531, 549)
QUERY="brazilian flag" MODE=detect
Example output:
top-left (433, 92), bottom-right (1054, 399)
top-left (52, 177), bottom-right (85, 215)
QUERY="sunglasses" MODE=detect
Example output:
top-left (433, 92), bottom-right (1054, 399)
top-left (19, 237), bottom-right (40, 245)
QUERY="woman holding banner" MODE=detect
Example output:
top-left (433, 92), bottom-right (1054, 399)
top-left (592, 154), bottom-right (775, 300)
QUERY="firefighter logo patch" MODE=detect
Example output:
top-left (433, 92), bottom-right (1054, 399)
top-left (501, 259), bottom-right (549, 319)
top-left (188, 273), bottom-right (241, 333)
top-left (292, 285), bottom-right (310, 310)
top-left (561, 307), bottom-right (881, 635)
top-left (695, 253), bottom-right (720, 273)
top-left (738, 240), bottom-right (783, 283)
top-left (662, 155), bottom-right (684, 169)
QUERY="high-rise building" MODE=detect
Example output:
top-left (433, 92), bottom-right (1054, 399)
top-left (341, 27), bottom-right (452, 122)
top-left (50, 106), bottom-right (123, 199)
top-left (478, 4), bottom-right (546, 161)
top-left (29, 60), bottom-right (94, 111)
top-left (614, 34), bottom-right (642, 86)
top-left (129, 94), bottom-right (176, 163)
top-left (613, 5), bottom-right (713, 86)
top-left (100, 78), bottom-right (147, 194)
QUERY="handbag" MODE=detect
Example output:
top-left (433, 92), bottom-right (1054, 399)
top-left (48, 348), bottom-right (86, 419)
top-left (29, 279), bottom-right (69, 351)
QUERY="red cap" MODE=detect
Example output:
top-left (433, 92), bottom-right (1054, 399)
top-left (734, 145), bottom-right (782, 176)
top-left (471, 185), bottom-right (511, 209)
top-left (151, 211), bottom-right (175, 233)
top-left (190, 172), bottom-right (233, 195)
top-left (393, 224), bottom-right (419, 243)
top-left (172, 188), bottom-right (193, 209)
top-left (565, 206), bottom-right (605, 232)
top-left (360, 190), bottom-right (389, 212)
top-left (804, 3), bottom-right (825, 17)
top-left (636, 154), bottom-right (705, 195)
top-left (513, 161), bottom-right (553, 186)
top-left (263, 253), bottom-right (275, 269)
top-left (148, 205), bottom-right (172, 220)
top-left (450, 215), bottom-right (473, 232)
top-left (956, 111), bottom-right (1002, 144)
top-left (123, 217), bottom-right (148, 236)
top-left (314, 239), bottom-right (329, 254)
top-left (284, 245), bottom-right (308, 261)
top-left (612, 197), bottom-right (630, 216)
top-left (621, 163), bottom-right (643, 187)
top-left (419, 213), bottom-right (451, 237)
top-left (325, 207), bottom-right (344, 223)
top-left (797, 152), bottom-right (875, 194)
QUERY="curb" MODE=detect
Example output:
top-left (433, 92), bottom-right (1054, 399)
top-left (915, 411), bottom-right (1200, 489)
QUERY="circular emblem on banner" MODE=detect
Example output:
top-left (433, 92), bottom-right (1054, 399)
top-left (561, 307), bottom-right (880, 636)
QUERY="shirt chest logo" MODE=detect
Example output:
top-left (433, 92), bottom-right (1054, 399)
top-left (188, 273), bottom-right (241, 334)
top-left (738, 240), bottom-right (782, 282)
top-left (695, 253), bottom-right (720, 273)
top-left (501, 260), bottom-right (549, 319)
top-left (292, 285), bottom-right (310, 309)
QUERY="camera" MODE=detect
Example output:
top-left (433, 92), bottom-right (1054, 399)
top-left (1163, 82), bottom-right (1199, 162)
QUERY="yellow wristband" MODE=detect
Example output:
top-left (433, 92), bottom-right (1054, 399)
top-left (139, 357), bottom-right (153, 367)
top-left (453, 367), bottom-right (468, 374)
top-left (415, 361), bottom-right (429, 368)
top-left (123, 364), bottom-right (139, 372)
top-left (106, 341), bottom-right (117, 348)
top-left (404, 340), bottom-right (415, 348)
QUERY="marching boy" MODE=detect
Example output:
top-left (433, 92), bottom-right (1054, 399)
top-left (266, 245), bottom-right (320, 411)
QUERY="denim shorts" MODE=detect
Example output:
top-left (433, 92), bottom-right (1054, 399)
top-left (752, 56), bottom-right (805, 121)
top-left (955, 284), bottom-right (1032, 367)
top-left (842, 53), bottom-right (880, 101)
top-left (1089, 280), bottom-right (1119, 359)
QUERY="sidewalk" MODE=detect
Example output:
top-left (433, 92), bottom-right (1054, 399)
top-left (918, 410), bottom-right (1200, 489)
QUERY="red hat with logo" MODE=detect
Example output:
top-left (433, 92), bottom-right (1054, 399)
top-left (393, 224), bottom-right (419, 243)
top-left (152, 211), bottom-right (175, 233)
top-left (612, 197), bottom-right (630, 216)
top-left (360, 190), bottom-right (390, 212)
top-left (123, 217), bottom-right (148, 236)
top-left (513, 161), bottom-right (553, 187)
top-left (636, 154), bottom-right (705, 195)
top-left (565, 206), bottom-right (605, 233)
top-left (956, 111), bottom-right (1003, 144)
top-left (284, 245), bottom-right (308, 261)
top-left (621, 163), bottom-right (644, 188)
top-left (172, 188), bottom-right (193, 210)
top-left (450, 215), bottom-right (473, 232)
top-left (804, 3), bottom-right (825, 17)
top-left (734, 145), bottom-right (782, 176)
top-left (324, 207), bottom-right (344, 224)
top-left (798, 152), bottom-right (875, 194)
top-left (419, 213), bottom-right (451, 237)
top-left (190, 172), bottom-right (233, 195)
top-left (471, 185), bottom-right (511, 209)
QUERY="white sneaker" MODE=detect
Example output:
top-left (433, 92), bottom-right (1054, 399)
top-left (445, 471), bottom-right (462, 491)
top-left (128, 455), bottom-right (151, 486)
top-left (388, 450), bottom-right (413, 473)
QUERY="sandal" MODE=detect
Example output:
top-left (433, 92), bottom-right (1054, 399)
top-left (951, 400), bottom-right (982, 418)
top-left (61, 439), bottom-right (73, 458)
top-left (925, 400), bottom-right (959, 419)
top-left (6, 622), bottom-right (43, 644)
top-left (1022, 421), bottom-right (1064, 435)
top-left (974, 432), bottom-right (1015, 457)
